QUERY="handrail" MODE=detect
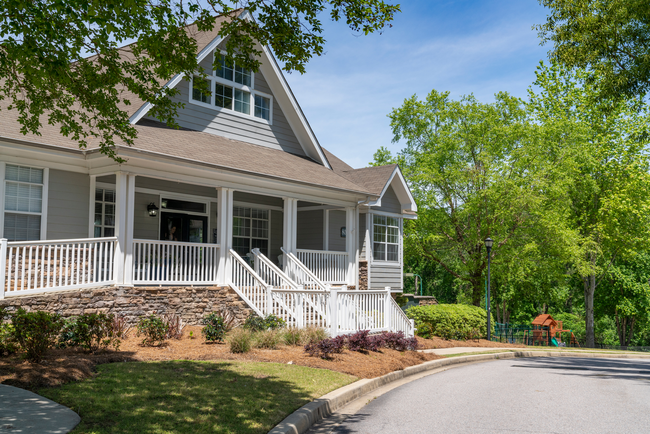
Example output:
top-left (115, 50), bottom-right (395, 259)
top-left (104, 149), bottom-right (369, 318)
top-left (228, 249), bottom-right (268, 317)
top-left (133, 238), bottom-right (219, 248)
top-left (295, 248), bottom-right (348, 255)
top-left (281, 247), bottom-right (328, 291)
top-left (295, 249), bottom-right (348, 284)
top-left (7, 236), bottom-right (118, 246)
top-left (251, 248), bottom-right (297, 289)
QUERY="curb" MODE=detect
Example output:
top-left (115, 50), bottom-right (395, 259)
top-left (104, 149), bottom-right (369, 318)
top-left (268, 350), bottom-right (650, 434)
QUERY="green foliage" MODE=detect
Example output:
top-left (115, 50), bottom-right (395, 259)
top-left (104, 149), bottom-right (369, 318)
top-left (228, 328), bottom-right (253, 353)
top-left (201, 313), bottom-right (228, 343)
top-left (303, 327), bottom-right (328, 344)
top-left (0, 0), bottom-right (399, 161)
top-left (136, 314), bottom-right (169, 347)
top-left (58, 313), bottom-right (120, 352)
top-left (0, 308), bottom-right (17, 356)
top-left (281, 328), bottom-right (305, 346)
top-left (11, 309), bottom-right (64, 362)
top-left (406, 304), bottom-right (493, 340)
top-left (536, 0), bottom-right (650, 99)
top-left (254, 330), bottom-right (282, 349)
top-left (243, 314), bottom-right (286, 332)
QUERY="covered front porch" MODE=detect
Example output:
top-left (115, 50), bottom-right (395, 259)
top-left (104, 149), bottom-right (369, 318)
top-left (0, 171), bottom-right (359, 298)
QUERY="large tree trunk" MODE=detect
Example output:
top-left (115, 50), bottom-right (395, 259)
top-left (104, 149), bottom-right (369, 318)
top-left (584, 274), bottom-right (596, 348)
top-left (471, 278), bottom-right (482, 306)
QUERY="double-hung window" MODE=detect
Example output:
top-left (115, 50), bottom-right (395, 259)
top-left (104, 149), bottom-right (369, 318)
top-left (94, 187), bottom-right (116, 237)
top-left (190, 53), bottom-right (272, 122)
top-left (372, 215), bottom-right (400, 262)
top-left (233, 206), bottom-right (269, 258)
top-left (3, 165), bottom-right (44, 241)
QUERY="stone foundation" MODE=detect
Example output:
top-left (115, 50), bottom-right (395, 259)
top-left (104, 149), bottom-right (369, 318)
top-left (358, 261), bottom-right (368, 290)
top-left (0, 285), bottom-right (254, 325)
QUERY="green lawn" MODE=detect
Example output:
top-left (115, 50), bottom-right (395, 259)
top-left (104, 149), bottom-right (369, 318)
top-left (39, 360), bottom-right (356, 434)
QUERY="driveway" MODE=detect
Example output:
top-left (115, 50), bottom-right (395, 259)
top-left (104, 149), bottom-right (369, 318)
top-left (326, 357), bottom-right (650, 434)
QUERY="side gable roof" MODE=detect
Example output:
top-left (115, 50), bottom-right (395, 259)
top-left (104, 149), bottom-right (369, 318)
top-left (327, 158), bottom-right (417, 215)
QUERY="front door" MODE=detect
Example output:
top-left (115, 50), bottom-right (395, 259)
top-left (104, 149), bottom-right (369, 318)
top-left (160, 212), bottom-right (207, 243)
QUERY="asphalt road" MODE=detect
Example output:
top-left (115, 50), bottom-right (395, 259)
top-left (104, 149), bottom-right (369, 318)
top-left (330, 357), bottom-right (650, 434)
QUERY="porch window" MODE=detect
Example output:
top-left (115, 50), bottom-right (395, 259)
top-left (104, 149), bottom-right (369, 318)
top-left (3, 165), bottom-right (43, 241)
top-left (373, 215), bottom-right (400, 262)
top-left (233, 206), bottom-right (269, 258)
top-left (94, 187), bottom-right (115, 237)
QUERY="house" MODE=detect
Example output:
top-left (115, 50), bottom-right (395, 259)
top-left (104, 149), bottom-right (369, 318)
top-left (0, 11), bottom-right (417, 335)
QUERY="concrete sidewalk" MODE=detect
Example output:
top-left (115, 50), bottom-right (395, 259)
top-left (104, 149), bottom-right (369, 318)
top-left (0, 385), bottom-right (80, 433)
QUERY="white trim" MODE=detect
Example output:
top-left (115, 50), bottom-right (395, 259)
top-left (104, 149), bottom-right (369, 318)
top-left (298, 204), bottom-right (341, 212)
top-left (0, 162), bottom-right (5, 239)
top-left (232, 203), bottom-right (272, 257)
top-left (233, 200), bottom-right (283, 212)
top-left (124, 174), bottom-right (136, 285)
top-left (88, 175), bottom-right (97, 237)
top-left (369, 213), bottom-right (402, 266)
top-left (114, 172), bottom-right (128, 284)
top-left (369, 209), bottom-right (408, 219)
top-left (1, 164), bottom-right (48, 241)
top-left (323, 209), bottom-right (329, 251)
top-left (134, 186), bottom-right (216, 203)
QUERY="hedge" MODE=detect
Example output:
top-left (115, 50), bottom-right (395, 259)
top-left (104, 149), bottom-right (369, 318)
top-left (405, 304), bottom-right (494, 340)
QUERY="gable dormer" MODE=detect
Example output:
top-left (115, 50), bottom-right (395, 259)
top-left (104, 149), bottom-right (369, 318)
top-left (134, 17), bottom-right (331, 168)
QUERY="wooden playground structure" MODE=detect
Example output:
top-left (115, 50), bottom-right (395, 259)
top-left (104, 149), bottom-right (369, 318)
top-left (524, 314), bottom-right (580, 347)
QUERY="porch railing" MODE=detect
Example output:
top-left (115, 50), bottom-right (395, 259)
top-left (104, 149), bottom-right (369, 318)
top-left (228, 249), bottom-right (268, 317)
top-left (251, 248), bottom-right (297, 289)
top-left (282, 247), bottom-right (328, 291)
top-left (296, 249), bottom-right (348, 284)
top-left (1, 237), bottom-right (117, 298)
top-left (270, 289), bottom-right (330, 329)
top-left (132, 239), bottom-right (219, 285)
top-left (333, 289), bottom-right (390, 335)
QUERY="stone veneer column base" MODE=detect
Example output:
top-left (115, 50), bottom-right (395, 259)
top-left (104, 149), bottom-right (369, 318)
top-left (358, 260), bottom-right (368, 290)
top-left (0, 285), bottom-right (254, 325)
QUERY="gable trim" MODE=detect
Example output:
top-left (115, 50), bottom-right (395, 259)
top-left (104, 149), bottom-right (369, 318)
top-left (371, 166), bottom-right (417, 214)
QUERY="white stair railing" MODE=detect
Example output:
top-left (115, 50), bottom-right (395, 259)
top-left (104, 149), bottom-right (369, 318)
top-left (132, 239), bottom-right (219, 284)
top-left (270, 289), bottom-right (330, 329)
top-left (1, 237), bottom-right (117, 298)
top-left (251, 248), bottom-right (297, 289)
top-left (296, 249), bottom-right (348, 284)
top-left (388, 295), bottom-right (416, 337)
top-left (228, 249), bottom-right (270, 317)
top-left (281, 247), bottom-right (328, 291)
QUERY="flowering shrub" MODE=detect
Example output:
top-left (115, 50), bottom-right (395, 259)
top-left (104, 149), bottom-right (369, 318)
top-left (304, 330), bottom-right (419, 358)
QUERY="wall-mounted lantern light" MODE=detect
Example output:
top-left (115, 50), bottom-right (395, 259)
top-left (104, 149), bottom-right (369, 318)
top-left (147, 202), bottom-right (159, 217)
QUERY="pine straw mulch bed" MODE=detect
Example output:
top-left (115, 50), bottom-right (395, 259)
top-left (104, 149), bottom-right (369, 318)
top-left (0, 327), bottom-right (524, 391)
top-left (416, 336), bottom-right (527, 350)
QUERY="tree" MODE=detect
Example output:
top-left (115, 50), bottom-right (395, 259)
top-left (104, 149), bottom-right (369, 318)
top-left (597, 253), bottom-right (650, 347)
top-left (388, 90), bottom-right (572, 306)
top-left (0, 0), bottom-right (400, 160)
top-left (528, 62), bottom-right (650, 347)
top-left (537, 0), bottom-right (650, 99)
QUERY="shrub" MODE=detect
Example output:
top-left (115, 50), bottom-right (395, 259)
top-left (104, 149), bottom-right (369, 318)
top-left (304, 335), bottom-right (346, 359)
top-left (228, 328), bottom-right (253, 353)
top-left (348, 330), bottom-right (377, 352)
top-left (162, 313), bottom-right (185, 340)
top-left (281, 328), bottom-right (305, 346)
top-left (112, 315), bottom-right (132, 339)
top-left (58, 313), bottom-right (120, 352)
top-left (136, 314), bottom-right (169, 346)
top-left (381, 331), bottom-right (418, 351)
top-left (0, 308), bottom-right (17, 356)
top-left (254, 329), bottom-right (282, 349)
top-left (406, 304), bottom-right (494, 340)
top-left (12, 309), bottom-right (63, 362)
top-left (303, 326), bottom-right (328, 344)
top-left (243, 314), bottom-right (286, 332)
top-left (202, 313), bottom-right (228, 343)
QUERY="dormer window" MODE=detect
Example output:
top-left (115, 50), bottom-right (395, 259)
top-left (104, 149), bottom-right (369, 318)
top-left (190, 52), bottom-right (272, 123)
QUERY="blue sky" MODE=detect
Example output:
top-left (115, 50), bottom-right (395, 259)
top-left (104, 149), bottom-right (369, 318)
top-left (282, 0), bottom-right (551, 168)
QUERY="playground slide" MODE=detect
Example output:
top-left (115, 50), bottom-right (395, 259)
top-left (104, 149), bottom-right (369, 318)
top-left (550, 337), bottom-right (559, 347)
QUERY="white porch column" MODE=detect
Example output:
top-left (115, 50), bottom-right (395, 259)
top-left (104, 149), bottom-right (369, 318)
top-left (345, 206), bottom-right (356, 286)
top-left (113, 172), bottom-right (128, 285)
top-left (123, 174), bottom-right (136, 286)
top-left (282, 197), bottom-right (298, 269)
top-left (216, 187), bottom-right (234, 285)
top-left (88, 175), bottom-right (97, 237)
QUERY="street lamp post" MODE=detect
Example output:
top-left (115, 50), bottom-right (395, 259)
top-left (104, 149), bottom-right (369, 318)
top-left (485, 237), bottom-right (493, 341)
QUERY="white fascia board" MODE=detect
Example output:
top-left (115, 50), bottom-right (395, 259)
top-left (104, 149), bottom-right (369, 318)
top-left (258, 44), bottom-right (331, 169)
top-left (128, 9), bottom-right (250, 125)
top-left (86, 148), bottom-right (363, 206)
top-left (375, 166), bottom-right (417, 213)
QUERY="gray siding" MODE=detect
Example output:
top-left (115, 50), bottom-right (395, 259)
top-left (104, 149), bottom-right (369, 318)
top-left (209, 202), bottom-right (218, 243)
top-left (270, 210), bottom-right (283, 265)
top-left (234, 191), bottom-right (283, 208)
top-left (369, 263), bottom-right (402, 290)
top-left (296, 210), bottom-right (323, 250)
top-left (148, 73), bottom-right (305, 156)
top-left (371, 184), bottom-right (402, 214)
top-left (47, 170), bottom-right (89, 239)
top-left (133, 192), bottom-right (160, 240)
top-left (136, 177), bottom-right (217, 198)
top-left (328, 210), bottom-right (346, 252)
top-left (359, 212), bottom-right (367, 260)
